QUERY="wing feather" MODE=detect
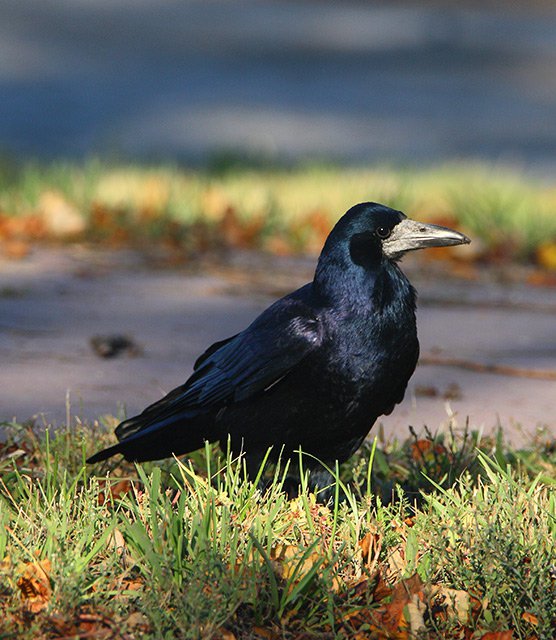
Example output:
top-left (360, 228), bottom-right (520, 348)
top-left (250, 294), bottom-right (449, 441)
top-left (115, 290), bottom-right (322, 442)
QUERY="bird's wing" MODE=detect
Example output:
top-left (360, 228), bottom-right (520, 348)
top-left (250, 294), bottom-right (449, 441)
top-left (382, 341), bottom-right (420, 416)
top-left (193, 333), bottom-right (239, 370)
top-left (115, 294), bottom-right (322, 441)
top-left (180, 297), bottom-right (322, 406)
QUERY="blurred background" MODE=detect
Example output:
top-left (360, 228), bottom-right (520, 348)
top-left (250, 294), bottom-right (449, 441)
top-left (1, 0), bottom-right (555, 440)
top-left (2, 0), bottom-right (556, 169)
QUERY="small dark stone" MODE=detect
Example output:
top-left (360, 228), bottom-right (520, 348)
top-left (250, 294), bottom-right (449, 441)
top-left (90, 334), bottom-right (141, 358)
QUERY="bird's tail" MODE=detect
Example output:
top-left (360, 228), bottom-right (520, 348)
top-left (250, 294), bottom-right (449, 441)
top-left (86, 407), bottom-right (219, 464)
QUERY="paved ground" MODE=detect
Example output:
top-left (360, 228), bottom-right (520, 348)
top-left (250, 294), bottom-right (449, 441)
top-left (2, 2), bottom-right (555, 447)
top-left (1, 1), bottom-right (556, 172)
top-left (1, 247), bottom-right (555, 446)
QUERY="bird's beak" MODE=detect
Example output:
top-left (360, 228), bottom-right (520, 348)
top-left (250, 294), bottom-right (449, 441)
top-left (382, 218), bottom-right (471, 260)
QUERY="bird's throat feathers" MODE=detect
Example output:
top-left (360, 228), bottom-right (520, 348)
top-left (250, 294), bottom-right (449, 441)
top-left (373, 260), bottom-right (416, 319)
top-left (314, 248), bottom-right (416, 319)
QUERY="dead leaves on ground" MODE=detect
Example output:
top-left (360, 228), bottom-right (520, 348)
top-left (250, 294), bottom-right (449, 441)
top-left (16, 558), bottom-right (52, 614)
top-left (1, 486), bottom-right (547, 639)
top-left (0, 172), bottom-right (556, 279)
top-left (97, 479), bottom-right (134, 507)
top-left (262, 513), bottom-right (542, 640)
top-left (1, 530), bottom-right (541, 640)
top-left (338, 570), bottom-right (527, 640)
top-left (1, 552), bottom-right (148, 638)
top-left (536, 241), bottom-right (556, 271)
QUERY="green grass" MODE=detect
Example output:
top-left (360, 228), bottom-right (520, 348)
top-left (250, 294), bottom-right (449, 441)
top-left (1, 158), bottom-right (556, 265)
top-left (0, 419), bottom-right (554, 639)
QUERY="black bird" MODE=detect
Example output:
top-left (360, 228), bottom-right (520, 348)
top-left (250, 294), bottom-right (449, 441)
top-left (88, 203), bottom-right (469, 491)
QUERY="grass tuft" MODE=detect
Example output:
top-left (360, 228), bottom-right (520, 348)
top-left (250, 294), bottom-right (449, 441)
top-left (0, 419), bottom-right (554, 638)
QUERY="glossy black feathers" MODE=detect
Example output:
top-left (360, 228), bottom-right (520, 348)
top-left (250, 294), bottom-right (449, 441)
top-left (87, 203), bottom-right (423, 478)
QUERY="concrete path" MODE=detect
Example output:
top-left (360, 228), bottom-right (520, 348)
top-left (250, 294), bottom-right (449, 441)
top-left (1, 247), bottom-right (555, 446)
top-left (1, 1), bottom-right (556, 172)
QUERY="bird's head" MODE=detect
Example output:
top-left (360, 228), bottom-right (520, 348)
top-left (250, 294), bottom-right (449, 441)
top-left (325, 202), bottom-right (470, 266)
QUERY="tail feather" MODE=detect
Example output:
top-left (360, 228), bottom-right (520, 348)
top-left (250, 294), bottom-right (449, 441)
top-left (87, 407), bottom-right (220, 464)
top-left (86, 441), bottom-right (127, 464)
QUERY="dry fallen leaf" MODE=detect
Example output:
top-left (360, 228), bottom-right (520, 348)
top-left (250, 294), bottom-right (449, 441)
top-left (251, 625), bottom-right (280, 639)
top-left (428, 585), bottom-right (470, 625)
top-left (526, 269), bottom-right (556, 287)
top-left (98, 479), bottom-right (133, 506)
top-left (17, 558), bottom-right (52, 613)
top-left (49, 611), bottom-right (117, 639)
top-left (405, 593), bottom-right (427, 636)
top-left (479, 631), bottom-right (513, 640)
top-left (384, 544), bottom-right (407, 582)
top-left (124, 610), bottom-right (150, 630)
top-left (415, 385), bottom-right (439, 398)
top-left (39, 190), bottom-right (86, 237)
top-left (343, 573), bottom-right (424, 639)
top-left (410, 439), bottom-right (449, 463)
top-left (271, 543), bottom-right (322, 583)
top-left (521, 611), bottom-right (538, 626)
top-left (2, 239), bottom-right (31, 259)
top-left (537, 241), bottom-right (556, 271)
top-left (359, 528), bottom-right (382, 572)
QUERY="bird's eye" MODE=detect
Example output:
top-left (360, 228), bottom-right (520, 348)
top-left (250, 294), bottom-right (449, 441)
top-left (375, 226), bottom-right (391, 239)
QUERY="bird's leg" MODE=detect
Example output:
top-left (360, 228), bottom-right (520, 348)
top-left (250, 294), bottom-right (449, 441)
top-left (242, 450), bottom-right (336, 503)
top-left (307, 468), bottom-right (336, 504)
top-left (282, 462), bottom-right (336, 503)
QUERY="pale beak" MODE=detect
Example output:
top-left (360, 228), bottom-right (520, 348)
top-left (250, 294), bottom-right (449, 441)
top-left (382, 218), bottom-right (471, 260)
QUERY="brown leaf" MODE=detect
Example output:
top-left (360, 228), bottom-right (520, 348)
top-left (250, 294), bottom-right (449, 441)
top-left (251, 625), bottom-right (280, 639)
top-left (527, 269), bottom-right (556, 287)
top-left (410, 439), bottom-right (449, 463)
top-left (219, 207), bottom-right (265, 248)
top-left (428, 585), bottom-right (470, 625)
top-left (480, 632), bottom-right (513, 640)
top-left (372, 571), bottom-right (393, 602)
top-left (415, 385), bottom-right (439, 398)
top-left (122, 577), bottom-right (144, 592)
top-left (359, 528), bottom-right (382, 571)
top-left (2, 239), bottom-right (31, 259)
top-left (537, 241), bottom-right (556, 271)
top-left (98, 479), bottom-right (133, 506)
top-left (124, 611), bottom-right (150, 631)
top-left (344, 571), bottom-right (392, 604)
top-left (365, 574), bottom-right (424, 637)
top-left (47, 610), bottom-right (116, 639)
top-left (39, 191), bottom-right (86, 237)
top-left (521, 611), bottom-right (538, 626)
top-left (384, 544), bottom-right (407, 581)
top-left (17, 558), bottom-right (52, 613)
top-left (271, 543), bottom-right (321, 583)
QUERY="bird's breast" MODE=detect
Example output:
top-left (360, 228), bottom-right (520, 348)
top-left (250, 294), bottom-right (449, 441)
top-left (317, 310), bottom-right (417, 403)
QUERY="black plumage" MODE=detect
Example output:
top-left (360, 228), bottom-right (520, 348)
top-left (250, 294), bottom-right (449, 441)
top-left (88, 203), bottom-right (469, 491)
